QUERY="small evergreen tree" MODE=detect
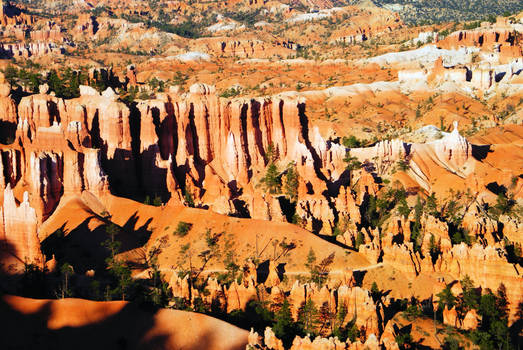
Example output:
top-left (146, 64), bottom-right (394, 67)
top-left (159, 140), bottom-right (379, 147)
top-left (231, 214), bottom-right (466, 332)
top-left (183, 190), bottom-right (195, 207)
top-left (146, 245), bottom-right (171, 308)
top-left (298, 299), bottom-right (318, 336)
top-left (397, 197), bottom-right (410, 219)
top-left (437, 286), bottom-right (456, 311)
top-left (260, 162), bottom-right (281, 194)
top-left (343, 151), bottom-right (362, 186)
top-left (284, 162), bottom-right (299, 202)
top-left (59, 263), bottom-right (74, 299)
top-left (342, 135), bottom-right (362, 148)
top-left (272, 298), bottom-right (297, 348)
top-left (461, 275), bottom-right (480, 310)
top-left (355, 232), bottom-right (365, 250)
top-left (174, 221), bottom-right (192, 237)
top-left (429, 234), bottom-right (441, 264)
top-left (102, 223), bottom-right (134, 301)
top-left (317, 302), bottom-right (333, 335)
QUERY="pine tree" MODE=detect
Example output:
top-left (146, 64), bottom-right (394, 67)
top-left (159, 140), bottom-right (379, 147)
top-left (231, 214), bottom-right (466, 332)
top-left (428, 234), bottom-right (441, 264)
top-left (343, 151), bottom-right (362, 187)
top-left (299, 299), bottom-right (318, 336)
top-left (260, 161), bottom-right (281, 194)
top-left (496, 284), bottom-right (509, 320)
top-left (318, 302), bottom-right (333, 335)
top-left (146, 246), bottom-right (171, 308)
top-left (461, 275), bottom-right (480, 311)
top-left (436, 285), bottom-right (456, 310)
top-left (284, 162), bottom-right (299, 202)
top-left (59, 263), bottom-right (74, 299)
top-left (102, 223), bottom-right (133, 301)
top-left (355, 232), bottom-right (365, 250)
top-left (273, 298), bottom-right (296, 348)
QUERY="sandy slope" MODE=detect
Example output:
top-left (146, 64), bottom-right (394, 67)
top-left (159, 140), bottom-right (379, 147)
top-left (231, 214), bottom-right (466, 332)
top-left (40, 193), bottom-right (371, 276)
top-left (1, 294), bottom-right (249, 350)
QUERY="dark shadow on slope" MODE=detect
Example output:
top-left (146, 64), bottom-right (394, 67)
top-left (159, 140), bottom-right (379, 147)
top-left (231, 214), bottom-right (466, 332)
top-left (256, 260), bottom-right (271, 285)
top-left (40, 214), bottom-right (152, 275)
top-left (316, 233), bottom-right (353, 250)
top-left (486, 182), bottom-right (507, 196)
top-left (471, 144), bottom-right (491, 161)
top-left (40, 217), bottom-right (112, 274)
top-left (119, 212), bottom-right (153, 251)
top-left (0, 296), bottom-right (167, 350)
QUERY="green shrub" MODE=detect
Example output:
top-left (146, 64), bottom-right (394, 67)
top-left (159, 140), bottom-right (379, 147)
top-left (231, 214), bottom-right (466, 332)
top-left (174, 222), bottom-right (192, 237)
top-left (342, 135), bottom-right (363, 148)
top-left (219, 87), bottom-right (241, 98)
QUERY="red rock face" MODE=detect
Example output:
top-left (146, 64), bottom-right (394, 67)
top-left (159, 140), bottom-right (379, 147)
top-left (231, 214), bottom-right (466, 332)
top-left (30, 23), bottom-right (64, 42)
top-left (192, 38), bottom-right (295, 58)
top-left (0, 42), bottom-right (64, 58)
top-left (437, 29), bottom-right (519, 51)
top-left (0, 186), bottom-right (41, 270)
top-left (437, 28), bottom-right (522, 64)
top-left (329, 9), bottom-right (403, 45)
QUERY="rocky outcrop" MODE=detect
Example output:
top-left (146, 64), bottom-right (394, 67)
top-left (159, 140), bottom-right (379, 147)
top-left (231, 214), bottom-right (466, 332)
top-left (461, 309), bottom-right (481, 330)
top-left (74, 14), bottom-right (99, 37)
top-left (328, 7), bottom-right (403, 46)
top-left (443, 305), bottom-right (481, 330)
top-left (0, 186), bottom-right (41, 270)
top-left (443, 305), bottom-right (458, 327)
top-left (30, 22), bottom-right (64, 42)
top-left (437, 29), bottom-right (520, 54)
top-left (0, 42), bottom-right (64, 58)
top-left (192, 38), bottom-right (294, 59)
top-left (430, 121), bottom-right (472, 175)
top-left (2, 80), bottom-right (501, 239)
top-left (247, 326), bottom-right (395, 350)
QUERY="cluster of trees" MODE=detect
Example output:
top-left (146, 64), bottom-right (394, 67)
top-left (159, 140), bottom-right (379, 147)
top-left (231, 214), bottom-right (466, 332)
top-left (305, 249), bottom-right (335, 287)
top-left (359, 185), bottom-right (476, 252)
top-left (360, 186), bottom-right (408, 230)
top-left (437, 276), bottom-right (516, 349)
top-left (219, 87), bottom-right (241, 98)
top-left (143, 194), bottom-right (163, 207)
top-left (259, 144), bottom-right (299, 202)
top-left (487, 187), bottom-right (522, 221)
top-left (4, 65), bottom-right (42, 94)
top-left (376, 0), bottom-right (523, 25)
top-left (3, 65), bottom-right (109, 99)
top-left (225, 251), bottom-right (353, 348)
top-left (119, 13), bottom-right (215, 39)
top-left (341, 135), bottom-right (364, 148)
top-left (222, 8), bottom-right (263, 28)
top-left (226, 297), bottom-right (361, 348)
